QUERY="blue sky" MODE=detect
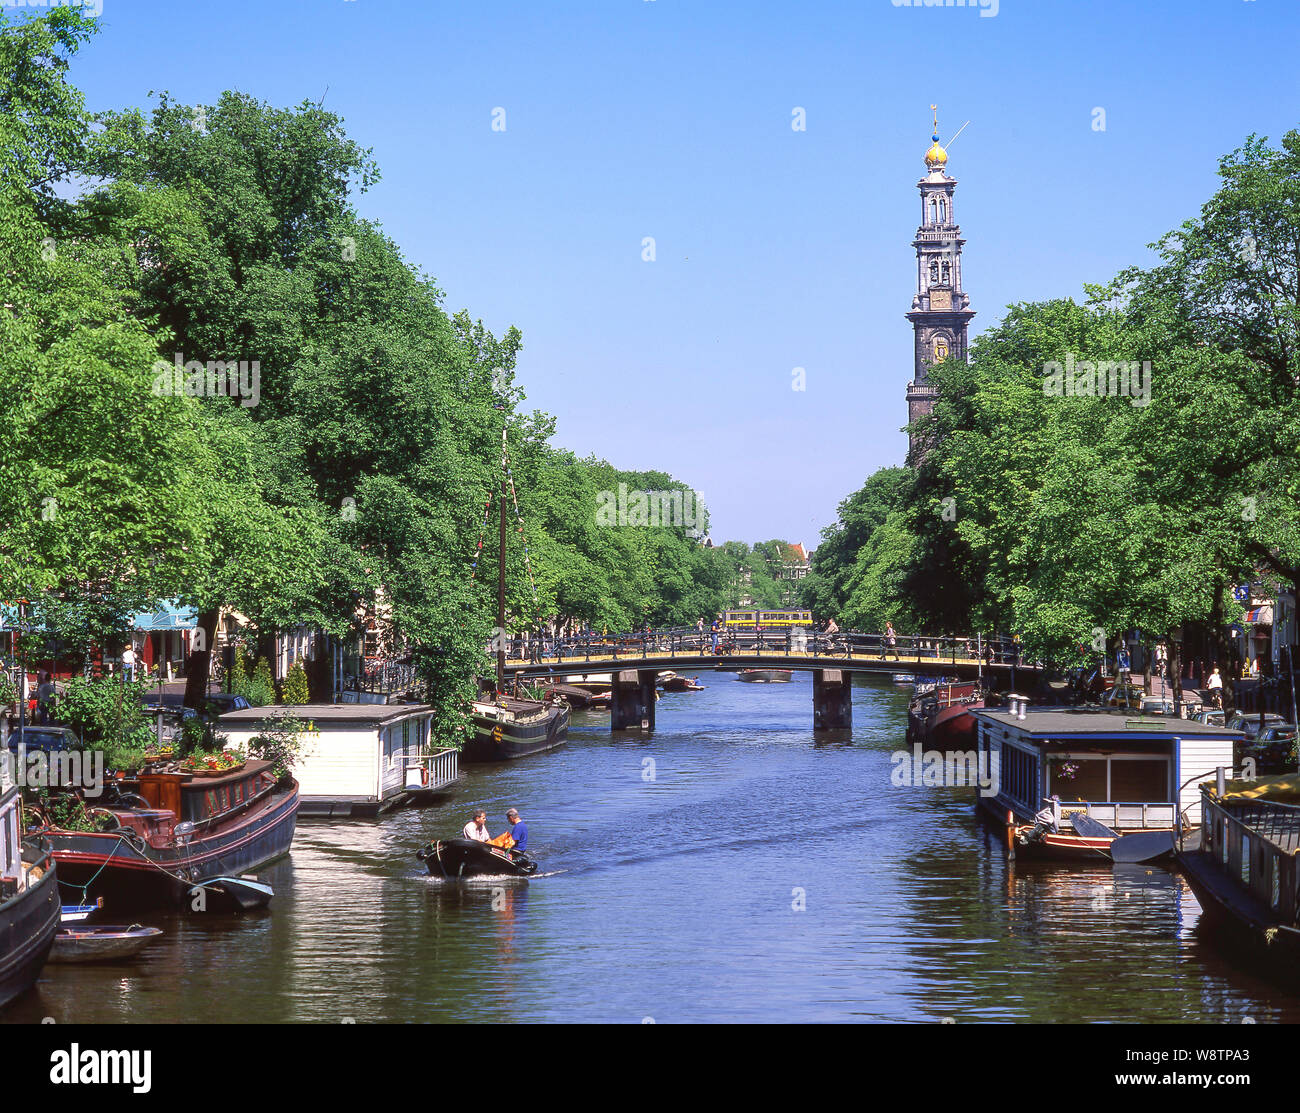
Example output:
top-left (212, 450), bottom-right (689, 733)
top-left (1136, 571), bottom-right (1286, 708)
top-left (57, 0), bottom-right (1300, 545)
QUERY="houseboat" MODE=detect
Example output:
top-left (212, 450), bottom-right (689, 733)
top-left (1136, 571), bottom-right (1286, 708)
top-left (973, 704), bottom-right (1242, 861)
top-left (217, 704), bottom-right (458, 818)
top-left (463, 695), bottom-right (569, 763)
top-left (37, 759), bottom-right (298, 911)
top-left (1176, 773), bottom-right (1300, 977)
top-left (0, 774), bottom-right (59, 1009)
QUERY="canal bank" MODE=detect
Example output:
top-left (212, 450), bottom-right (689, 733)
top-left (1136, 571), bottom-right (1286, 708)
top-left (6, 673), bottom-right (1299, 1023)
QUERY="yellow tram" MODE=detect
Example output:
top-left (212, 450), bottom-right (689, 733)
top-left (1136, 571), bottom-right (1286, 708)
top-left (722, 609), bottom-right (812, 628)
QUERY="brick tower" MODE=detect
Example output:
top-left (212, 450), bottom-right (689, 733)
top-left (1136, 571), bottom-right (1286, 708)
top-left (905, 107), bottom-right (975, 463)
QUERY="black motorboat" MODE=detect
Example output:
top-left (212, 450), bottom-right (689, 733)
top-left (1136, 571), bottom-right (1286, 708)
top-left (416, 837), bottom-right (538, 878)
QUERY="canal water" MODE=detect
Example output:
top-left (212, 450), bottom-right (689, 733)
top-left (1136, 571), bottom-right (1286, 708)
top-left (8, 673), bottom-right (1300, 1023)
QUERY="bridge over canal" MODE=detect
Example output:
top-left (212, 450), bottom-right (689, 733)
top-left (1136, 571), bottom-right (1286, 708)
top-left (495, 630), bottom-right (1040, 733)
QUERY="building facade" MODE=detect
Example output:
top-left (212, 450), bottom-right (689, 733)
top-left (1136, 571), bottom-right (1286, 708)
top-left (905, 112), bottom-right (975, 462)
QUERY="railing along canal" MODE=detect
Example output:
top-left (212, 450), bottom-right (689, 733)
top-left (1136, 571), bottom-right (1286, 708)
top-left (492, 628), bottom-right (1026, 668)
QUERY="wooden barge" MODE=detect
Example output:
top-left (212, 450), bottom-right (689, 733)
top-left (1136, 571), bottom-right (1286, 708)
top-left (463, 695), bottom-right (569, 763)
top-left (40, 760), bottom-right (298, 912)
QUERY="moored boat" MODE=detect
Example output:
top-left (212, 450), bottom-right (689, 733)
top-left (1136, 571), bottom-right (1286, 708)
top-left (908, 680), bottom-right (984, 748)
top-left (36, 760), bottom-right (298, 912)
top-left (658, 672), bottom-right (705, 692)
top-left (0, 780), bottom-right (60, 1009)
top-left (973, 706), bottom-right (1242, 861)
top-left (49, 925), bottom-right (163, 964)
top-left (462, 696), bottom-right (569, 763)
top-left (737, 669), bottom-right (792, 683)
top-left (1175, 774), bottom-right (1300, 977)
top-left (416, 837), bottom-right (538, 878)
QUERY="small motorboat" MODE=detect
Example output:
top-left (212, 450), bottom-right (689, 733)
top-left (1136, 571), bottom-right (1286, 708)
top-left (60, 900), bottom-right (104, 924)
top-left (48, 924), bottom-right (163, 964)
top-left (191, 876), bottom-right (275, 913)
top-left (417, 838), bottom-right (538, 879)
top-left (658, 672), bottom-right (705, 692)
top-left (737, 669), bottom-right (792, 683)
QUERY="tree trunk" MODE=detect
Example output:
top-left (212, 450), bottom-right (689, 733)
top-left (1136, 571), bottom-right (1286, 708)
top-left (183, 608), bottom-right (220, 711)
top-left (1210, 584), bottom-right (1236, 714)
top-left (1169, 637), bottom-right (1183, 706)
top-left (306, 636), bottom-right (332, 703)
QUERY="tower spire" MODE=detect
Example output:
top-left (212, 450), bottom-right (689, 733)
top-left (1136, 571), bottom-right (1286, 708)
top-left (905, 108), bottom-right (974, 464)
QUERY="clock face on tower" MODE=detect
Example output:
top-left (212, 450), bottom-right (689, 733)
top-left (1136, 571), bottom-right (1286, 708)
top-left (930, 288), bottom-right (952, 310)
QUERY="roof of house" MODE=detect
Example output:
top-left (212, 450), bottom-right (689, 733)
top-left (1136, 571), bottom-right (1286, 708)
top-left (975, 708), bottom-right (1244, 739)
top-left (217, 703), bottom-right (434, 727)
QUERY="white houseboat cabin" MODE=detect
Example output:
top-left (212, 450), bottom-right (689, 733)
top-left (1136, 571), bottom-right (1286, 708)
top-left (217, 704), bottom-right (458, 818)
top-left (973, 706), bottom-right (1244, 861)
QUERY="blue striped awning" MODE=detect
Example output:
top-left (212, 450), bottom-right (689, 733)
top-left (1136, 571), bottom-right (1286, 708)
top-left (1242, 605), bottom-right (1273, 625)
top-left (131, 603), bottom-right (197, 631)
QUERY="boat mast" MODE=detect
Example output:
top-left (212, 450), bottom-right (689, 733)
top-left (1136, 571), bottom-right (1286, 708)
top-left (497, 423), bottom-right (507, 697)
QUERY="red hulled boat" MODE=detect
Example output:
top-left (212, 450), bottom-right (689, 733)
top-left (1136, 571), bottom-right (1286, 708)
top-left (35, 760), bottom-right (297, 912)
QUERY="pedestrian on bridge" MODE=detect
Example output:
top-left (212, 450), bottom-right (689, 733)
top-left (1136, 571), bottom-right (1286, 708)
top-left (710, 618), bottom-right (720, 654)
top-left (882, 621), bottom-right (899, 662)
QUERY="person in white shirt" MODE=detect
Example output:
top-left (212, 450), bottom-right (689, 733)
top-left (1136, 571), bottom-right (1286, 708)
top-left (461, 810), bottom-right (490, 842)
top-left (121, 643), bottom-right (136, 682)
top-left (1207, 666), bottom-right (1223, 708)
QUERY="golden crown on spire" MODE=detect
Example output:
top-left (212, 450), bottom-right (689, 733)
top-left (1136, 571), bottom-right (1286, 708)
top-left (925, 103), bottom-right (948, 167)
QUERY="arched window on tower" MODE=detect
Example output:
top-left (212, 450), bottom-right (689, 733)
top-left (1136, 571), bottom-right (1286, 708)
top-left (941, 260), bottom-right (951, 284)
top-left (929, 259), bottom-right (939, 284)
top-left (928, 197), bottom-right (938, 224)
top-left (938, 198), bottom-right (947, 223)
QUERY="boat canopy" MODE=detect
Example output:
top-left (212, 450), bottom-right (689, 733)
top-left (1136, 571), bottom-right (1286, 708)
top-left (1211, 773), bottom-right (1300, 804)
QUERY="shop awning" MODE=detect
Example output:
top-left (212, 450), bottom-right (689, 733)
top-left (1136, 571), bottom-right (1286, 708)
top-left (130, 603), bottom-right (198, 631)
top-left (1243, 605), bottom-right (1273, 625)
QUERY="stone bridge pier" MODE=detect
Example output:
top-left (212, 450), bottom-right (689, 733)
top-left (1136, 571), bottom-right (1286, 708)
top-left (812, 669), bottom-right (852, 731)
top-left (611, 668), bottom-right (657, 731)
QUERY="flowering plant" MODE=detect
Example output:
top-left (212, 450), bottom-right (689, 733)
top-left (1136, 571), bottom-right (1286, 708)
top-left (1055, 759), bottom-right (1081, 782)
top-left (179, 748), bottom-right (245, 773)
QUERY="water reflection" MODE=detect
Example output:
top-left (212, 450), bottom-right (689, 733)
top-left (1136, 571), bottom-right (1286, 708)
top-left (3, 673), bottom-right (1299, 1023)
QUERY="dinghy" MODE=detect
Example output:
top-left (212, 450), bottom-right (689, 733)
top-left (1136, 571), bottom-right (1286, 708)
top-left (416, 838), bottom-right (538, 879)
top-left (49, 924), bottom-right (162, 964)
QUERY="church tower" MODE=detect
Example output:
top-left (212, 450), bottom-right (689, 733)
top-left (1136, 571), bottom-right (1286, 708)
top-left (905, 108), bottom-right (975, 463)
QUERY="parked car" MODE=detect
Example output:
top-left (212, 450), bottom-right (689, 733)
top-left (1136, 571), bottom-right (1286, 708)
top-left (140, 702), bottom-right (200, 746)
top-left (1239, 724), bottom-right (1298, 774)
top-left (1102, 683), bottom-right (1144, 710)
top-left (5, 726), bottom-right (80, 752)
top-left (1226, 711), bottom-right (1289, 738)
top-left (1194, 708), bottom-right (1227, 727)
top-left (1139, 695), bottom-right (1176, 715)
top-left (204, 693), bottom-right (252, 718)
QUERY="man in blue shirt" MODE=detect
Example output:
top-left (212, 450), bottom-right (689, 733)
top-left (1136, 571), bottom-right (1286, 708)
top-left (504, 808), bottom-right (527, 851)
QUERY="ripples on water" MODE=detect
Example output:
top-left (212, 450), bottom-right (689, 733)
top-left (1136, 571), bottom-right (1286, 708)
top-left (8, 673), bottom-right (1300, 1023)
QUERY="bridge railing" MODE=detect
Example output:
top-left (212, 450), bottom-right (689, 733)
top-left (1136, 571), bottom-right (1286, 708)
top-left (492, 629), bottom-right (1025, 667)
